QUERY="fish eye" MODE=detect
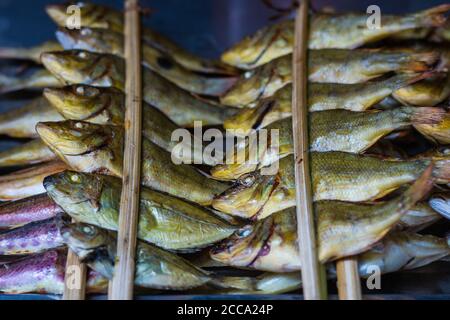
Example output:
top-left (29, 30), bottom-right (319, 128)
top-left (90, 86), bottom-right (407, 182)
top-left (82, 225), bottom-right (96, 236)
top-left (78, 51), bottom-right (88, 59)
top-left (236, 226), bottom-right (252, 238)
top-left (70, 173), bottom-right (81, 183)
top-left (76, 86), bottom-right (85, 95)
top-left (81, 28), bottom-right (92, 36)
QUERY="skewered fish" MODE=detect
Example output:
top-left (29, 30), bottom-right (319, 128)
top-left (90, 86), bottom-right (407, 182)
top-left (36, 121), bottom-right (228, 205)
top-left (44, 171), bottom-right (237, 251)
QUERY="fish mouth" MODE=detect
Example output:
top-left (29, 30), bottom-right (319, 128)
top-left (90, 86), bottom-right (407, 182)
top-left (43, 87), bottom-right (67, 112)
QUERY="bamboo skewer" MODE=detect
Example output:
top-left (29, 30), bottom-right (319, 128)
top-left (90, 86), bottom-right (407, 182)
top-left (337, 258), bottom-right (362, 300)
top-left (109, 0), bottom-right (143, 300)
top-left (63, 249), bottom-right (87, 300)
top-left (291, 0), bottom-right (327, 300)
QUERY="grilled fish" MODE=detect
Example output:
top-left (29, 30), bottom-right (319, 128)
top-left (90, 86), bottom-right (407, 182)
top-left (43, 85), bottom-right (206, 163)
top-left (40, 50), bottom-right (236, 126)
top-left (45, 2), bottom-right (236, 75)
top-left (61, 221), bottom-right (255, 291)
top-left (0, 218), bottom-right (65, 255)
top-left (224, 73), bottom-right (430, 133)
top-left (0, 69), bottom-right (61, 95)
top-left (44, 171), bottom-right (236, 251)
top-left (0, 41), bottom-right (62, 64)
top-left (0, 193), bottom-right (63, 229)
top-left (56, 27), bottom-right (237, 96)
top-left (36, 121), bottom-right (228, 205)
top-left (0, 97), bottom-right (63, 138)
top-left (212, 152), bottom-right (449, 220)
top-left (214, 107), bottom-right (448, 180)
top-left (0, 161), bottom-right (67, 201)
top-left (220, 51), bottom-right (438, 107)
top-left (221, 5), bottom-right (449, 69)
top-left (0, 139), bottom-right (56, 168)
top-left (211, 167), bottom-right (434, 268)
top-left (0, 249), bottom-right (107, 294)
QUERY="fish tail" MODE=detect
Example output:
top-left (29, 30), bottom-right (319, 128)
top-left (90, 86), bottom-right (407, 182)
top-left (405, 52), bottom-right (440, 72)
top-left (411, 107), bottom-right (447, 126)
top-left (210, 275), bottom-right (257, 291)
top-left (416, 4), bottom-right (450, 27)
top-left (429, 194), bottom-right (450, 220)
top-left (432, 159), bottom-right (450, 183)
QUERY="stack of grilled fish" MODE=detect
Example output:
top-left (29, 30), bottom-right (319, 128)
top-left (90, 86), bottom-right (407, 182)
top-left (0, 2), bottom-right (448, 296)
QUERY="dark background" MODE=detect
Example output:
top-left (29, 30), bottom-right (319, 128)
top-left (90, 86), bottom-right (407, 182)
top-left (0, 0), bottom-right (448, 58)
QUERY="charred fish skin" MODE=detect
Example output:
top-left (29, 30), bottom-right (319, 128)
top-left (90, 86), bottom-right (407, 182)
top-left (44, 171), bottom-right (237, 251)
top-left (0, 218), bottom-right (65, 255)
top-left (41, 50), bottom-right (236, 127)
top-left (0, 97), bottom-right (63, 138)
top-left (221, 5), bottom-right (450, 69)
top-left (45, 2), bottom-right (236, 75)
top-left (0, 193), bottom-right (62, 229)
top-left (56, 27), bottom-right (237, 96)
top-left (0, 161), bottom-right (68, 202)
top-left (36, 121), bottom-right (228, 205)
top-left (0, 139), bottom-right (56, 168)
top-left (220, 50), bottom-right (438, 107)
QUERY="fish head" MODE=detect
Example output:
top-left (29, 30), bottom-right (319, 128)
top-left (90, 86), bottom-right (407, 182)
top-left (44, 85), bottom-right (124, 124)
top-left (56, 27), bottom-right (123, 55)
top-left (36, 120), bottom-right (115, 157)
top-left (46, 2), bottom-right (118, 30)
top-left (41, 50), bottom-right (123, 88)
top-left (44, 171), bottom-right (111, 221)
top-left (210, 219), bottom-right (271, 268)
top-left (59, 221), bottom-right (111, 259)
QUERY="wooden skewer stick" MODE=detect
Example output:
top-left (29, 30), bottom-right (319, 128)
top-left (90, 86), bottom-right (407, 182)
top-left (337, 257), bottom-right (362, 300)
top-left (63, 249), bottom-right (87, 300)
top-left (109, 0), bottom-right (142, 300)
top-left (291, 0), bottom-right (327, 300)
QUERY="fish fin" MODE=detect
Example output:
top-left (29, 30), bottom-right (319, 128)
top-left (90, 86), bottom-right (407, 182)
top-left (433, 159), bottom-right (450, 184)
top-left (210, 275), bottom-right (257, 291)
top-left (411, 107), bottom-right (447, 126)
top-left (429, 194), bottom-right (450, 220)
top-left (406, 52), bottom-right (440, 72)
top-left (417, 4), bottom-right (450, 27)
top-left (401, 165), bottom-right (435, 205)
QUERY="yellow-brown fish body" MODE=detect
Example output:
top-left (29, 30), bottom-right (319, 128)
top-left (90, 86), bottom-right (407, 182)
top-left (56, 27), bottom-right (237, 96)
top-left (0, 41), bottom-right (62, 63)
top-left (0, 97), bottom-right (63, 138)
top-left (224, 73), bottom-right (426, 133)
top-left (0, 139), bottom-right (56, 168)
top-left (0, 161), bottom-right (67, 201)
top-left (221, 5), bottom-right (449, 69)
top-left (36, 121), bottom-right (228, 206)
top-left (45, 2), bottom-right (236, 75)
top-left (214, 107), bottom-right (448, 180)
top-left (212, 152), bottom-right (449, 220)
top-left (44, 171), bottom-right (236, 251)
top-left (44, 85), bottom-right (206, 164)
top-left (41, 50), bottom-right (237, 127)
top-left (211, 167), bottom-right (434, 269)
top-left (220, 50), bottom-right (438, 107)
